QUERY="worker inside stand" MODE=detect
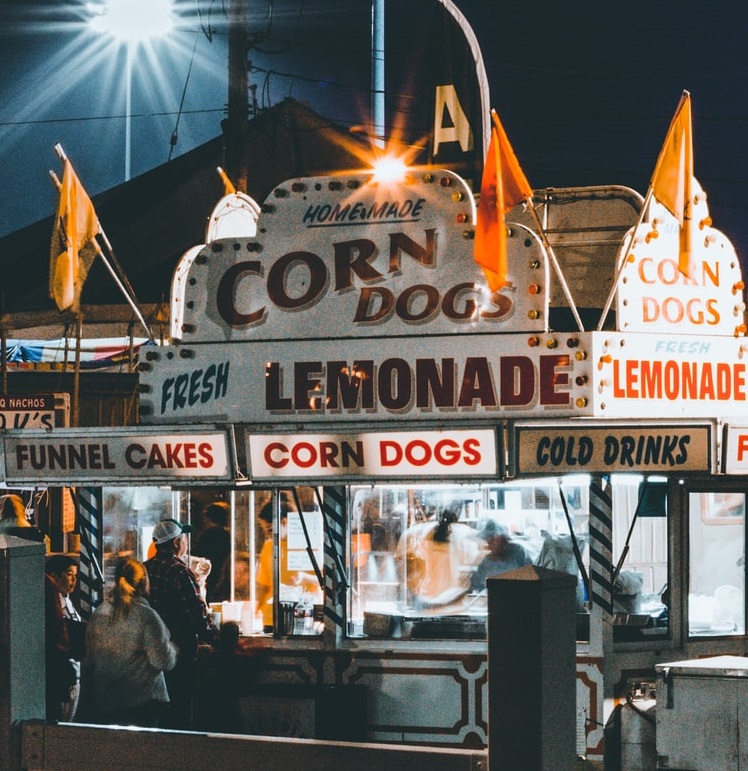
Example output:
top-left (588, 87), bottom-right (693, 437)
top-left (404, 506), bottom-right (482, 608)
top-left (469, 520), bottom-right (532, 592)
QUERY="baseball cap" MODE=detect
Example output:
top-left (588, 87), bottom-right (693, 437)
top-left (152, 518), bottom-right (194, 544)
top-left (477, 519), bottom-right (508, 541)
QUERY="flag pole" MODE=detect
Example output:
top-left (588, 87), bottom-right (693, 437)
top-left (73, 314), bottom-right (82, 427)
top-left (92, 234), bottom-right (156, 344)
top-left (525, 197), bottom-right (585, 332)
top-left (52, 145), bottom-right (155, 343)
top-left (596, 188), bottom-right (654, 331)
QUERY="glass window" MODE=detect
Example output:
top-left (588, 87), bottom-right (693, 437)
top-left (610, 476), bottom-right (669, 642)
top-left (347, 479), bottom-right (591, 640)
top-left (100, 485), bottom-right (324, 637)
top-left (689, 492), bottom-right (745, 637)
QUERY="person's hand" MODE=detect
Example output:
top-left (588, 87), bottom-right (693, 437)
top-left (190, 556), bottom-right (212, 581)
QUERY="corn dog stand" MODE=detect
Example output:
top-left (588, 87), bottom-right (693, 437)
top-left (4, 164), bottom-right (748, 764)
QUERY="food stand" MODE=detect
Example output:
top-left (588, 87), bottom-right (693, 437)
top-left (4, 166), bottom-right (747, 762)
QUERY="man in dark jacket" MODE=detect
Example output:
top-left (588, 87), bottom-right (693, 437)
top-left (192, 501), bottom-right (231, 603)
top-left (145, 518), bottom-right (218, 729)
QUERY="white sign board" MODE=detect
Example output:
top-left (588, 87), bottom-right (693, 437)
top-left (722, 423), bottom-right (748, 474)
top-left (247, 428), bottom-right (497, 480)
top-left (590, 332), bottom-right (748, 418)
top-left (286, 511), bottom-right (324, 572)
top-left (1, 427), bottom-right (233, 484)
top-left (616, 188), bottom-right (745, 336)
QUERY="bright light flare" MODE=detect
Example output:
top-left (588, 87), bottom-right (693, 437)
top-left (371, 155), bottom-right (408, 184)
top-left (88, 0), bottom-right (174, 44)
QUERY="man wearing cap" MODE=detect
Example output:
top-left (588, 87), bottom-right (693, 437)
top-left (470, 520), bottom-right (532, 592)
top-left (145, 518), bottom-right (218, 729)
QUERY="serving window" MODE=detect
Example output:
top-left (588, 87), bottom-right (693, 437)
top-left (100, 486), bottom-right (324, 636)
top-left (688, 491), bottom-right (745, 637)
top-left (347, 479), bottom-right (593, 640)
top-left (85, 474), bottom-right (671, 643)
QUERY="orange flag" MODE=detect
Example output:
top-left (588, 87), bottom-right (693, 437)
top-left (474, 109), bottom-right (532, 290)
top-left (49, 159), bottom-right (100, 312)
top-left (650, 91), bottom-right (694, 278)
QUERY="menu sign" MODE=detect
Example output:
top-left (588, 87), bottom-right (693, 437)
top-left (1, 427), bottom-right (233, 484)
top-left (514, 423), bottom-right (712, 474)
top-left (247, 428), bottom-right (497, 480)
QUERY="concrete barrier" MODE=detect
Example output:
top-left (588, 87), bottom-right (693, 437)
top-left (20, 721), bottom-right (488, 771)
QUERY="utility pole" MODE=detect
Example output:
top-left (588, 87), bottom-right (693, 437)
top-left (225, 0), bottom-right (250, 192)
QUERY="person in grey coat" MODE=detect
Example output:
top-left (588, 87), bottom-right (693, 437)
top-left (82, 558), bottom-right (177, 727)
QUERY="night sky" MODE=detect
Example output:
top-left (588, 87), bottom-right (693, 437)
top-left (1, 0), bottom-right (747, 266)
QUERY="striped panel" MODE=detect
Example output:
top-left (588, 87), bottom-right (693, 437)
top-left (77, 486), bottom-right (104, 619)
top-left (320, 486), bottom-right (347, 632)
top-left (588, 476), bottom-right (613, 615)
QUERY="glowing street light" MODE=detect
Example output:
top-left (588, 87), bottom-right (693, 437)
top-left (88, 0), bottom-right (174, 181)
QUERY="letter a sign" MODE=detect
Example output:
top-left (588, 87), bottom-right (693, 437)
top-left (385, 0), bottom-right (490, 188)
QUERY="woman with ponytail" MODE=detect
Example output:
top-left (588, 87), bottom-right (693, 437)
top-left (410, 506), bottom-right (482, 606)
top-left (82, 558), bottom-right (177, 726)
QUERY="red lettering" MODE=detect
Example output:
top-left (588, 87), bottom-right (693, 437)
top-left (264, 442), bottom-right (289, 469)
top-left (290, 441), bottom-right (317, 468)
top-left (462, 438), bottom-right (482, 466)
top-left (404, 439), bottom-right (431, 466)
top-left (433, 439), bottom-right (461, 466)
top-left (380, 440), bottom-right (402, 466)
top-left (198, 442), bottom-right (214, 468)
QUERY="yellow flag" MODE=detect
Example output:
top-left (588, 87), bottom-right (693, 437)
top-left (650, 91), bottom-right (693, 277)
top-left (49, 159), bottom-right (100, 312)
top-left (474, 110), bottom-right (532, 290)
top-left (217, 166), bottom-right (236, 195)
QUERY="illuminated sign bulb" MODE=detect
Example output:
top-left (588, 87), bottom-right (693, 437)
top-left (575, 397), bottom-right (587, 408)
top-left (527, 309), bottom-right (540, 320)
top-left (733, 281), bottom-right (745, 295)
top-left (546, 338), bottom-right (558, 349)
top-left (527, 336), bottom-right (539, 347)
top-left (574, 351), bottom-right (587, 361)
top-left (699, 216), bottom-right (713, 230)
top-left (529, 284), bottom-right (541, 295)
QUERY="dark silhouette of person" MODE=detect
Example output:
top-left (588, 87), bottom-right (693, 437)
top-left (192, 501), bottom-right (231, 603)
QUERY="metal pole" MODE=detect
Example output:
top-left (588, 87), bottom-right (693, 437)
top-left (125, 43), bottom-right (132, 181)
top-left (371, 0), bottom-right (385, 147)
top-left (226, 0), bottom-right (249, 192)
